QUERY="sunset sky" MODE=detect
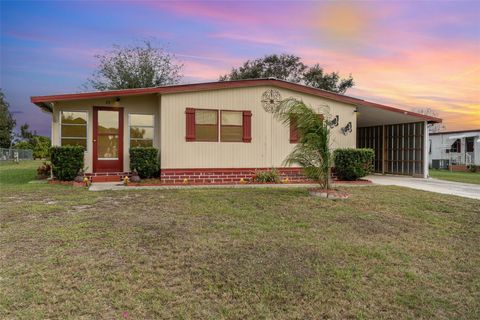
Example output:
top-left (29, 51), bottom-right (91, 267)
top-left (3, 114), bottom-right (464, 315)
top-left (1, 0), bottom-right (479, 136)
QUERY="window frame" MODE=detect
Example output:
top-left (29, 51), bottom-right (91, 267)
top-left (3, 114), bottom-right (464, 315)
top-left (59, 110), bottom-right (89, 151)
top-left (220, 110), bottom-right (244, 143)
top-left (128, 113), bottom-right (156, 148)
top-left (290, 113), bottom-right (324, 144)
top-left (194, 109), bottom-right (219, 142)
top-left (466, 137), bottom-right (474, 153)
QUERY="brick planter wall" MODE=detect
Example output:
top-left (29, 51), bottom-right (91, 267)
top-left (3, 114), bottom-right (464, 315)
top-left (160, 168), bottom-right (310, 184)
top-left (449, 165), bottom-right (469, 172)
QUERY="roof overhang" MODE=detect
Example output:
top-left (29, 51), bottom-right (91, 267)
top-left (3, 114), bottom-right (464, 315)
top-left (448, 133), bottom-right (479, 140)
top-left (30, 79), bottom-right (442, 124)
top-left (430, 129), bottom-right (480, 136)
top-left (355, 103), bottom-right (439, 127)
top-left (36, 102), bottom-right (54, 113)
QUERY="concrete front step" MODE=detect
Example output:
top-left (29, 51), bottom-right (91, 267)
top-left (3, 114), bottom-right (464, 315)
top-left (86, 172), bottom-right (131, 183)
top-left (90, 175), bottom-right (123, 183)
top-left (86, 172), bottom-right (131, 176)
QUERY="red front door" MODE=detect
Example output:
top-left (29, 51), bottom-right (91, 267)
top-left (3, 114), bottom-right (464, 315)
top-left (93, 107), bottom-right (124, 172)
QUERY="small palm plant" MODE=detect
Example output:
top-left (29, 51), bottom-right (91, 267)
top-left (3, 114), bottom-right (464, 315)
top-left (273, 98), bottom-right (332, 190)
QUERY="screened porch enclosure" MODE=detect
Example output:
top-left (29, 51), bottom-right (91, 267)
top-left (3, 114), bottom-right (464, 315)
top-left (357, 122), bottom-right (426, 176)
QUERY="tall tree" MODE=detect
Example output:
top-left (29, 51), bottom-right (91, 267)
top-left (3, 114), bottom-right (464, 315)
top-left (20, 123), bottom-right (36, 141)
top-left (303, 64), bottom-right (354, 93)
top-left (412, 107), bottom-right (445, 133)
top-left (220, 54), bottom-right (354, 94)
top-left (84, 40), bottom-right (183, 91)
top-left (220, 54), bottom-right (306, 83)
top-left (0, 89), bottom-right (16, 148)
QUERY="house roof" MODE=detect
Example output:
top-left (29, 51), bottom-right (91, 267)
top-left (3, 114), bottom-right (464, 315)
top-left (430, 128), bottom-right (480, 135)
top-left (31, 78), bottom-right (442, 123)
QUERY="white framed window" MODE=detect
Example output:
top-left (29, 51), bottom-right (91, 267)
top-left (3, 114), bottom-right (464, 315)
top-left (129, 114), bottom-right (154, 147)
top-left (60, 111), bottom-right (88, 149)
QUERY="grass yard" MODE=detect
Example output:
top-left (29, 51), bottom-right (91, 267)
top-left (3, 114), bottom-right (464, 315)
top-left (430, 168), bottom-right (480, 185)
top-left (1, 161), bottom-right (479, 319)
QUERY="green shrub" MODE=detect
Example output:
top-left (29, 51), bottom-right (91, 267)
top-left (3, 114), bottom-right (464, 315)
top-left (14, 141), bottom-right (33, 150)
top-left (333, 148), bottom-right (374, 181)
top-left (50, 146), bottom-right (85, 181)
top-left (129, 147), bottom-right (159, 179)
top-left (254, 169), bottom-right (280, 183)
top-left (32, 136), bottom-right (51, 159)
top-left (468, 165), bottom-right (478, 173)
top-left (14, 136), bottom-right (51, 159)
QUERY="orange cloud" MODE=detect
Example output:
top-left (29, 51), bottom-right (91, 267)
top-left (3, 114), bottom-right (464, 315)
top-left (293, 36), bottom-right (480, 131)
top-left (311, 2), bottom-right (375, 43)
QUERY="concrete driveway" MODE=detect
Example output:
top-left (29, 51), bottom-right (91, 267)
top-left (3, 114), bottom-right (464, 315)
top-left (367, 175), bottom-right (480, 200)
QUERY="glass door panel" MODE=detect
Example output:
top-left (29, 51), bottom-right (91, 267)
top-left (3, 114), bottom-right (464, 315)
top-left (97, 110), bottom-right (119, 159)
top-left (93, 108), bottom-right (123, 172)
top-left (98, 135), bottom-right (119, 159)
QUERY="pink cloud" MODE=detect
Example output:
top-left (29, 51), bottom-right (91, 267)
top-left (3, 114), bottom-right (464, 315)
top-left (140, 1), bottom-right (304, 27)
top-left (209, 31), bottom-right (287, 46)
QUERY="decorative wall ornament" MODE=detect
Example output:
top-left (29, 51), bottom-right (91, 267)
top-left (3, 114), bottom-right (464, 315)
top-left (341, 122), bottom-right (353, 135)
top-left (261, 89), bottom-right (282, 112)
top-left (327, 115), bottom-right (339, 128)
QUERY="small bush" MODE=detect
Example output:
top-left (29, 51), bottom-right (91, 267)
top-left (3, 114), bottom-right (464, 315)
top-left (14, 136), bottom-right (51, 159)
top-left (333, 148), bottom-right (374, 181)
top-left (50, 146), bottom-right (85, 181)
top-left (14, 141), bottom-right (33, 150)
top-left (32, 136), bottom-right (51, 159)
top-left (254, 169), bottom-right (280, 183)
top-left (129, 147), bottom-right (159, 179)
top-left (468, 165), bottom-right (478, 173)
top-left (37, 161), bottom-right (52, 179)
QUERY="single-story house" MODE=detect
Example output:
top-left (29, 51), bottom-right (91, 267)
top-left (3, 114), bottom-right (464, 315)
top-left (31, 79), bottom-right (441, 182)
top-left (429, 129), bottom-right (480, 170)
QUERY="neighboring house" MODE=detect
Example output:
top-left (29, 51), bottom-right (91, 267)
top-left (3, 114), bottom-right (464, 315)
top-left (31, 79), bottom-right (441, 181)
top-left (429, 129), bottom-right (480, 169)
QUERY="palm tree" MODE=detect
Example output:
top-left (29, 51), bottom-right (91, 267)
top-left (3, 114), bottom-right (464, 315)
top-left (273, 98), bottom-right (332, 189)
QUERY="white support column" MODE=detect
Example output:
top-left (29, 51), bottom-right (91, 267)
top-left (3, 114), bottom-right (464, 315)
top-left (423, 121), bottom-right (429, 178)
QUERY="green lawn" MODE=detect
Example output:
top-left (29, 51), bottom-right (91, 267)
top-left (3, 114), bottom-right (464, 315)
top-left (430, 168), bottom-right (480, 185)
top-left (1, 161), bottom-right (479, 319)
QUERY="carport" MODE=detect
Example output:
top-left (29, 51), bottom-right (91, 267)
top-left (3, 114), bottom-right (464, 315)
top-left (355, 101), bottom-right (442, 178)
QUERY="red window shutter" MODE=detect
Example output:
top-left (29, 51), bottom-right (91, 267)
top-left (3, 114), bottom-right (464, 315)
top-left (185, 108), bottom-right (195, 141)
top-left (242, 111), bottom-right (252, 143)
top-left (290, 116), bottom-right (299, 143)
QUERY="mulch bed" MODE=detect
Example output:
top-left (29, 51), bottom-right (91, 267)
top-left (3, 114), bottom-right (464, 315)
top-left (308, 188), bottom-right (350, 199)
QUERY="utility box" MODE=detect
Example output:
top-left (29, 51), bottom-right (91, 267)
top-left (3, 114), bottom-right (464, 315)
top-left (432, 159), bottom-right (449, 169)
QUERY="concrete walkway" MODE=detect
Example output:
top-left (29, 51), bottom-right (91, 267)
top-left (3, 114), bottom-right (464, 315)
top-left (366, 175), bottom-right (480, 200)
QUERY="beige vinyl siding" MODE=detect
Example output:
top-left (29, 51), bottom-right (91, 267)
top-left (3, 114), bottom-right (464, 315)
top-left (52, 94), bottom-right (159, 173)
top-left (160, 86), bottom-right (357, 169)
top-left (51, 86), bottom-right (357, 172)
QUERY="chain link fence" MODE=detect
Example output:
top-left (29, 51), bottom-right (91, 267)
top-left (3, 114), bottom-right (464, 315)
top-left (0, 148), bottom-right (34, 161)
